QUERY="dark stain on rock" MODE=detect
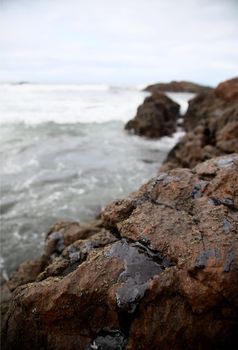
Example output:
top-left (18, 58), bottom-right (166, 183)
top-left (107, 239), bottom-right (173, 313)
top-left (192, 180), bottom-right (209, 199)
top-left (61, 261), bottom-right (81, 276)
top-left (210, 197), bottom-right (237, 210)
top-left (86, 330), bottom-right (126, 350)
top-left (195, 248), bottom-right (221, 269)
top-left (135, 191), bottom-right (175, 210)
top-left (223, 250), bottom-right (235, 272)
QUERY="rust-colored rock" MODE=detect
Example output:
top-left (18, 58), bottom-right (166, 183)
top-left (144, 80), bottom-right (212, 94)
top-left (1, 155), bottom-right (238, 349)
top-left (161, 78), bottom-right (238, 171)
top-left (0, 218), bottom-right (116, 328)
top-left (125, 92), bottom-right (180, 138)
top-left (215, 77), bottom-right (238, 101)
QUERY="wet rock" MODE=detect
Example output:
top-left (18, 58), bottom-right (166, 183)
top-left (125, 92), bottom-right (180, 138)
top-left (41, 219), bottom-right (108, 265)
top-left (144, 81), bottom-right (213, 94)
top-left (1, 155), bottom-right (238, 349)
top-left (161, 78), bottom-right (238, 171)
top-left (3, 220), bottom-right (116, 292)
top-left (103, 155), bottom-right (238, 349)
top-left (106, 239), bottom-right (173, 313)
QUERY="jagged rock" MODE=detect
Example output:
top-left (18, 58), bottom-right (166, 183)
top-left (144, 81), bottom-right (212, 94)
top-left (0, 218), bottom-right (116, 330)
top-left (161, 78), bottom-right (238, 171)
top-left (1, 155), bottom-right (238, 349)
top-left (125, 92), bottom-right (180, 138)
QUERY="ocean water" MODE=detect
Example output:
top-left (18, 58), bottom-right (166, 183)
top-left (0, 84), bottom-right (194, 281)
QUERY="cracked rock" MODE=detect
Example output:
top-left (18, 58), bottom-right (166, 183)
top-left (1, 155), bottom-right (238, 349)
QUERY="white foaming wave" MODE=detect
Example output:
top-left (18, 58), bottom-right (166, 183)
top-left (158, 130), bottom-right (185, 149)
top-left (135, 130), bottom-right (185, 151)
top-left (0, 84), bottom-right (147, 125)
top-left (0, 84), bottom-right (193, 125)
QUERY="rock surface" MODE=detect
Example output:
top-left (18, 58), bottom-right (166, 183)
top-left (1, 154), bottom-right (238, 350)
top-left (215, 77), bottom-right (238, 102)
top-left (125, 92), bottom-right (180, 138)
top-left (161, 78), bottom-right (238, 171)
top-left (144, 80), bottom-right (212, 94)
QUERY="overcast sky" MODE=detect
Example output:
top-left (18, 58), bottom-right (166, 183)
top-left (0, 0), bottom-right (238, 85)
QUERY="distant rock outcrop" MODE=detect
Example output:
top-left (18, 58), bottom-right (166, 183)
top-left (1, 154), bottom-right (238, 349)
top-left (144, 80), bottom-right (213, 94)
top-left (161, 77), bottom-right (238, 171)
top-left (125, 92), bottom-right (180, 138)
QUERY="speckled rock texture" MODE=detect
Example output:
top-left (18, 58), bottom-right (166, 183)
top-left (161, 77), bottom-right (238, 171)
top-left (1, 154), bottom-right (238, 350)
top-left (125, 92), bottom-right (180, 138)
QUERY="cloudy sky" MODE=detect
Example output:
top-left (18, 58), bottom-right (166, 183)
top-left (0, 0), bottom-right (238, 85)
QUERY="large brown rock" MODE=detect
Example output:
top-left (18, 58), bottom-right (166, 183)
top-left (125, 92), bottom-right (180, 138)
top-left (215, 77), bottom-right (238, 102)
top-left (144, 80), bottom-right (212, 94)
top-left (2, 155), bottom-right (238, 349)
top-left (161, 78), bottom-right (238, 171)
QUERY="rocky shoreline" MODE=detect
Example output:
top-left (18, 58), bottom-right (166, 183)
top-left (161, 77), bottom-right (238, 171)
top-left (1, 78), bottom-right (238, 349)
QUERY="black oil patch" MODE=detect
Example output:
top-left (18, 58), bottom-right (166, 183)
top-left (106, 239), bottom-right (173, 313)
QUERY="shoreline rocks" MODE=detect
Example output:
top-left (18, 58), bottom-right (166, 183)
top-left (1, 154), bottom-right (238, 349)
top-left (144, 80), bottom-right (213, 94)
top-left (125, 92), bottom-right (180, 138)
top-left (161, 77), bottom-right (238, 171)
